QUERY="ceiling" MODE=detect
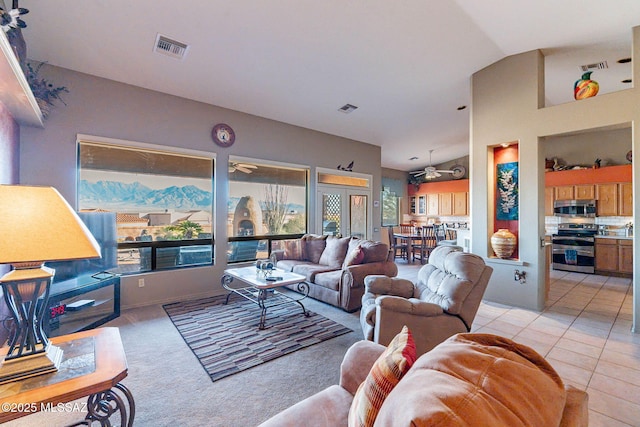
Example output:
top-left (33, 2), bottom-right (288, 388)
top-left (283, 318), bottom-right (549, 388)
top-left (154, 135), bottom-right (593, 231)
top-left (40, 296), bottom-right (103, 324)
top-left (15, 0), bottom-right (640, 171)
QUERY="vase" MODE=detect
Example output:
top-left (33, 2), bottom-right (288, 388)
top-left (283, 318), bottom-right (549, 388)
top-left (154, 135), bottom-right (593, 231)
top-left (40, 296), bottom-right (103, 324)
top-left (491, 229), bottom-right (516, 259)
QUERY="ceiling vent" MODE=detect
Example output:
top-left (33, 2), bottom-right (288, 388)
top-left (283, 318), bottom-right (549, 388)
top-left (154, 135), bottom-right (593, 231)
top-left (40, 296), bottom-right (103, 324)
top-left (154, 34), bottom-right (189, 60)
top-left (338, 104), bottom-right (358, 114)
top-left (579, 61), bottom-right (608, 72)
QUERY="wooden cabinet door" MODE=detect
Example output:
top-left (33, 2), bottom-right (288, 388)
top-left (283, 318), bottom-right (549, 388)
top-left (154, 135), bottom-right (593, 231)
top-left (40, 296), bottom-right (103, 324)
top-left (438, 193), bottom-right (452, 216)
top-left (595, 239), bottom-right (618, 272)
top-left (575, 184), bottom-right (595, 200)
top-left (619, 240), bottom-right (633, 274)
top-left (555, 186), bottom-right (574, 200)
top-left (452, 192), bottom-right (467, 216)
top-left (619, 182), bottom-right (633, 216)
top-left (426, 193), bottom-right (439, 216)
top-left (596, 183), bottom-right (618, 216)
top-left (544, 187), bottom-right (554, 216)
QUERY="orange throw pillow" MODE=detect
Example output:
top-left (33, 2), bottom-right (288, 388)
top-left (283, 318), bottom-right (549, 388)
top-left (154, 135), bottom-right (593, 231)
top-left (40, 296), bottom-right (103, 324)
top-left (348, 326), bottom-right (417, 427)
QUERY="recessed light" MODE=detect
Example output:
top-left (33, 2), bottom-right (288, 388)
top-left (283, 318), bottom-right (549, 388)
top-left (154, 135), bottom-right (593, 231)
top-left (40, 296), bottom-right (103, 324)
top-left (457, 105), bottom-right (467, 111)
top-left (618, 57), bottom-right (632, 64)
top-left (409, 156), bottom-right (419, 161)
top-left (622, 78), bottom-right (632, 84)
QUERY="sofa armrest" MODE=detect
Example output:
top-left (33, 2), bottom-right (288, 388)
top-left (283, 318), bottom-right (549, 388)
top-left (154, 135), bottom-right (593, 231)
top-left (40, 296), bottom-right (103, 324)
top-left (347, 262), bottom-right (398, 289)
top-left (270, 249), bottom-right (285, 262)
top-left (560, 385), bottom-right (589, 427)
top-left (376, 295), bottom-right (444, 316)
top-left (339, 340), bottom-right (386, 395)
top-left (363, 274), bottom-right (413, 297)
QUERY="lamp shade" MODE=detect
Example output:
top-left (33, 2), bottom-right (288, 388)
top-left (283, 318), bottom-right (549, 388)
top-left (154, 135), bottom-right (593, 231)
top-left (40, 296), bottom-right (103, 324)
top-left (0, 185), bottom-right (101, 264)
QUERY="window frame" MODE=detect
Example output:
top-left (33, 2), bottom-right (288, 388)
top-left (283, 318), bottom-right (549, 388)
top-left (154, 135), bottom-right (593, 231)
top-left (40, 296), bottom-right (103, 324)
top-left (76, 134), bottom-right (215, 274)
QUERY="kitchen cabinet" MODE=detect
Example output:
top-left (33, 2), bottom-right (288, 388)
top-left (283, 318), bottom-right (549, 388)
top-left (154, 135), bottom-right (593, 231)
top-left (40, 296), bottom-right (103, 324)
top-left (619, 182), bottom-right (633, 216)
top-left (410, 196), bottom-right (417, 215)
top-left (426, 193), bottom-right (439, 216)
top-left (595, 238), bottom-right (633, 277)
top-left (555, 186), bottom-right (574, 200)
top-left (596, 183), bottom-right (619, 216)
top-left (575, 184), bottom-right (595, 200)
top-left (438, 193), bottom-right (453, 216)
top-left (453, 192), bottom-right (467, 216)
top-left (545, 187), bottom-right (554, 216)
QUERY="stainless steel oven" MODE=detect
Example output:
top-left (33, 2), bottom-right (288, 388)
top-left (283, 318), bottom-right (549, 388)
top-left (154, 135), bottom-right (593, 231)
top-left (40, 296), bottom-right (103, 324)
top-left (552, 223), bottom-right (597, 273)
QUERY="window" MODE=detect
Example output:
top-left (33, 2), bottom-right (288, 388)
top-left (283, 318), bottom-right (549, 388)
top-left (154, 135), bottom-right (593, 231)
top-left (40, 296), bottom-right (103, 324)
top-left (381, 188), bottom-right (399, 226)
top-left (228, 157), bottom-right (308, 262)
top-left (78, 138), bottom-right (214, 273)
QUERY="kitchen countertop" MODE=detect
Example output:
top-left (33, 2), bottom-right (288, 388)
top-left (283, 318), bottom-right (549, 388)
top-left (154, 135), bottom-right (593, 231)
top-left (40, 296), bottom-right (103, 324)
top-left (595, 235), bottom-right (633, 240)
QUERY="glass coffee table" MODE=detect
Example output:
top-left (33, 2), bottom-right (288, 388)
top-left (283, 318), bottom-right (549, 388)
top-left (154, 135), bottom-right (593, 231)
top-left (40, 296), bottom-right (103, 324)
top-left (221, 266), bottom-right (310, 329)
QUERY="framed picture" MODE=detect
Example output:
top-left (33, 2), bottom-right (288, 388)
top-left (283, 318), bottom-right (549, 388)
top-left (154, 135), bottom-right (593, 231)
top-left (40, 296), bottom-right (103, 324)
top-left (496, 161), bottom-right (518, 220)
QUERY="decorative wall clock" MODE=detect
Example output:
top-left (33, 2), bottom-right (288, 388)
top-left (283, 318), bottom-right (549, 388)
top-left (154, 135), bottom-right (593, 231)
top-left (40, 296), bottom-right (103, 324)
top-left (211, 123), bottom-right (235, 147)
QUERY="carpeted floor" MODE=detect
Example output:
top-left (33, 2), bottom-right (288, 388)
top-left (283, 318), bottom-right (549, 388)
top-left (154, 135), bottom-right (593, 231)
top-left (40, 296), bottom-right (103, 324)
top-left (163, 294), bottom-right (352, 381)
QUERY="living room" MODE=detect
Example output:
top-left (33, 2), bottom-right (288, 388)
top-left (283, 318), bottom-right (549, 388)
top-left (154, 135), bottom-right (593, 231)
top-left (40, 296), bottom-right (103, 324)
top-left (1, 1), bottom-right (640, 426)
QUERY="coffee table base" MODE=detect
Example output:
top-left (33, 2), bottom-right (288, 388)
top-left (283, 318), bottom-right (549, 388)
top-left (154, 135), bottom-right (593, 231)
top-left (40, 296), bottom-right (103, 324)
top-left (221, 275), bottom-right (310, 329)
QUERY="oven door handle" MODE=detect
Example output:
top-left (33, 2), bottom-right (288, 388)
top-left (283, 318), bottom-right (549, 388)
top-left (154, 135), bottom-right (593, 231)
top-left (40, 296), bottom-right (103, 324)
top-left (553, 236), bottom-right (595, 243)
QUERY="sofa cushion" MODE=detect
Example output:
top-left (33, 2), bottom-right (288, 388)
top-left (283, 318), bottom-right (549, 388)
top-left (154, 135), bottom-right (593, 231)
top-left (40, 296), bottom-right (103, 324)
top-left (276, 259), bottom-right (315, 272)
top-left (319, 236), bottom-right (351, 268)
top-left (348, 326), bottom-right (416, 427)
top-left (375, 333), bottom-right (567, 427)
top-left (358, 240), bottom-right (389, 264)
top-left (292, 264), bottom-right (336, 282)
top-left (283, 239), bottom-right (304, 260)
top-left (302, 234), bottom-right (328, 264)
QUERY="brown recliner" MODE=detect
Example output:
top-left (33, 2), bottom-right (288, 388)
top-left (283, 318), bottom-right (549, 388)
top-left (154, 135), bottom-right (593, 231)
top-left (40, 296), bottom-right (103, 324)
top-left (360, 245), bottom-right (493, 356)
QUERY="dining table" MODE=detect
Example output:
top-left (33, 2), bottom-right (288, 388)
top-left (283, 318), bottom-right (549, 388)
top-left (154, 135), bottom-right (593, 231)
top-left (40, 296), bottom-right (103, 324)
top-left (394, 225), bottom-right (436, 263)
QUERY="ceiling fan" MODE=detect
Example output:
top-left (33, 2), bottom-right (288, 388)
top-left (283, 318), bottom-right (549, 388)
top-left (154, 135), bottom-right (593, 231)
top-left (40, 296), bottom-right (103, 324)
top-left (410, 150), bottom-right (466, 180)
top-left (229, 162), bottom-right (258, 174)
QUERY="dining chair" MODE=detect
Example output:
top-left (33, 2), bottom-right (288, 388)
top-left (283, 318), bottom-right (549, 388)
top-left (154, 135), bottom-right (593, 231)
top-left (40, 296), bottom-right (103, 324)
top-left (436, 223), bottom-right (458, 246)
top-left (411, 226), bottom-right (431, 264)
top-left (399, 223), bottom-right (414, 234)
top-left (387, 226), bottom-right (407, 260)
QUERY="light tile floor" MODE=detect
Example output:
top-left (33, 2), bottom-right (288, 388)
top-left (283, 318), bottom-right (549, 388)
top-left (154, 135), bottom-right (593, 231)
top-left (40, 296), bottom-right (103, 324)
top-left (93, 261), bottom-right (635, 425)
top-left (398, 261), bottom-right (638, 426)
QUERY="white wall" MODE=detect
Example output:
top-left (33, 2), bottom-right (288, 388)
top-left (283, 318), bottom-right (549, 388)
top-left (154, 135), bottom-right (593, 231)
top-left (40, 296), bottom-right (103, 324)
top-left (19, 65), bottom-right (384, 309)
top-left (471, 24), bottom-right (640, 333)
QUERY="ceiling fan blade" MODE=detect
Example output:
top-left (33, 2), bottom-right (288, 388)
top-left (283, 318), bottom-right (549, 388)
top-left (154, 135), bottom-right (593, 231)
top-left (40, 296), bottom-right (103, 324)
top-left (412, 171), bottom-right (427, 177)
top-left (237, 163), bottom-right (257, 169)
top-left (435, 169), bottom-right (455, 174)
top-left (236, 166), bottom-right (254, 173)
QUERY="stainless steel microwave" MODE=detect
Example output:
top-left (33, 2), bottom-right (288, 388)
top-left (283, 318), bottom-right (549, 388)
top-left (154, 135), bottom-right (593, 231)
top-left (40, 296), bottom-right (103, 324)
top-left (553, 200), bottom-right (597, 217)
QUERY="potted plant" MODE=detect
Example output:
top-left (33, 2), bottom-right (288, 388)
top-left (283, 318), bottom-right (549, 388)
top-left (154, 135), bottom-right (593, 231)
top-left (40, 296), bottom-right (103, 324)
top-left (26, 61), bottom-right (69, 118)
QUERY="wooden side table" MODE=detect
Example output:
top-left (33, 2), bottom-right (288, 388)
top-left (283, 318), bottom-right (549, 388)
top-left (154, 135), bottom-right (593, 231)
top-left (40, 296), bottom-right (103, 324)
top-left (0, 327), bottom-right (134, 426)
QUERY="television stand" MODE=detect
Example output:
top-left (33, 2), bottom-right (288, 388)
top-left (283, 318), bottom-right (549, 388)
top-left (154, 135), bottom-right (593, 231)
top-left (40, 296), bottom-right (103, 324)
top-left (45, 272), bottom-right (121, 337)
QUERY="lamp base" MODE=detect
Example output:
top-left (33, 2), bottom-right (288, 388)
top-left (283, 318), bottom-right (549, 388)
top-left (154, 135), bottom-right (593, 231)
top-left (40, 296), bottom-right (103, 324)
top-left (0, 344), bottom-right (63, 384)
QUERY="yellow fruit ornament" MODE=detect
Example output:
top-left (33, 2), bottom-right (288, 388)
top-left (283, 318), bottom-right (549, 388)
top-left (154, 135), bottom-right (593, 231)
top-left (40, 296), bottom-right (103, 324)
top-left (574, 71), bottom-right (599, 100)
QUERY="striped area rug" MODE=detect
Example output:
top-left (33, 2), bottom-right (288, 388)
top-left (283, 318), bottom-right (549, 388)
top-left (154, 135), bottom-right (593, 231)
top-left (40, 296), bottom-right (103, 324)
top-left (163, 294), bottom-right (352, 382)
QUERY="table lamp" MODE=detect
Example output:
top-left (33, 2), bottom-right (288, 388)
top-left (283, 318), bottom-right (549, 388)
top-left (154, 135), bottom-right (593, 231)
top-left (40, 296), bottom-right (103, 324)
top-left (0, 185), bottom-right (101, 383)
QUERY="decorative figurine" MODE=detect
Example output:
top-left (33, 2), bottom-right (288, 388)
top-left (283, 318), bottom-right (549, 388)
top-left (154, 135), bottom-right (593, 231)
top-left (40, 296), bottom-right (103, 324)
top-left (574, 71), bottom-right (599, 100)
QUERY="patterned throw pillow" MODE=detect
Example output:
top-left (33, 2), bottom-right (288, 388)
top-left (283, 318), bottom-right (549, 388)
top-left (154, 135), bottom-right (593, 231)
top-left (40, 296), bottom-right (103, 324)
top-left (348, 326), bottom-right (417, 427)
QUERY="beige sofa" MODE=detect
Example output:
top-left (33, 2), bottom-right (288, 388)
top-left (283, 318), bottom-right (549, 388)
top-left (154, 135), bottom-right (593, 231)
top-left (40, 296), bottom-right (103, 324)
top-left (258, 333), bottom-right (589, 427)
top-left (271, 234), bottom-right (397, 312)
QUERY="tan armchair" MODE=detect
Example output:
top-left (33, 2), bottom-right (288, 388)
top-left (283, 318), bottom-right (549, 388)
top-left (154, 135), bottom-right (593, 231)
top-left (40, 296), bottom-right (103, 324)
top-left (360, 245), bottom-right (493, 355)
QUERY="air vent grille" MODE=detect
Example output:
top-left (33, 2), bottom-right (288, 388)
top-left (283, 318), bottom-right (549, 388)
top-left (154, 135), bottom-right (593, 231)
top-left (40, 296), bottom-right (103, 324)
top-left (579, 61), bottom-right (608, 72)
top-left (154, 34), bottom-right (189, 59)
top-left (338, 104), bottom-right (358, 114)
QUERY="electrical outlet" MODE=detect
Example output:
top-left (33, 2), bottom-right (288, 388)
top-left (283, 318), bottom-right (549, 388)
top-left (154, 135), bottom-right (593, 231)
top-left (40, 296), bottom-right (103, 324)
top-left (138, 278), bottom-right (145, 288)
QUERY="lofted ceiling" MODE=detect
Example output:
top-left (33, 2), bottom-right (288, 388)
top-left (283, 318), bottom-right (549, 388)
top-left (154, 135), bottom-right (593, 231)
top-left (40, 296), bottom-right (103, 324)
top-left (16, 0), bottom-right (640, 171)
